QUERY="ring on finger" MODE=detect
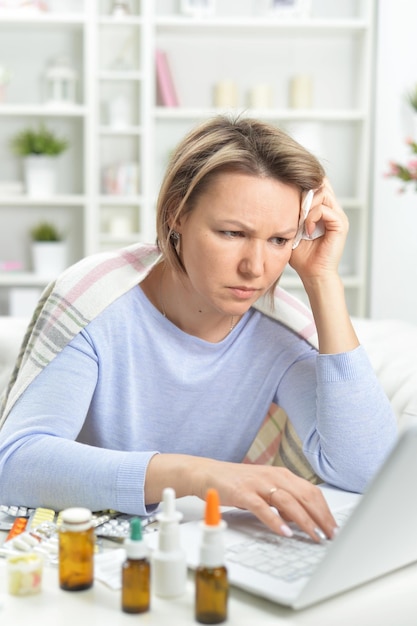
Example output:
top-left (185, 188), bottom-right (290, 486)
top-left (267, 487), bottom-right (277, 506)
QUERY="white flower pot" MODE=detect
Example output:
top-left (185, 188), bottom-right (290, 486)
top-left (31, 241), bottom-right (68, 280)
top-left (24, 155), bottom-right (58, 197)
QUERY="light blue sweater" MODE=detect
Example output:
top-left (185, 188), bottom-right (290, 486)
top-left (0, 285), bottom-right (397, 514)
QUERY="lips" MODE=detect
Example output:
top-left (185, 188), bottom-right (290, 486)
top-left (229, 286), bottom-right (260, 300)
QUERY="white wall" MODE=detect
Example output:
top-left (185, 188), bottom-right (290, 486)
top-left (370, 0), bottom-right (417, 323)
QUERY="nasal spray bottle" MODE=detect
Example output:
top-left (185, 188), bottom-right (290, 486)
top-left (121, 517), bottom-right (150, 614)
top-left (152, 487), bottom-right (187, 597)
top-left (195, 488), bottom-right (229, 624)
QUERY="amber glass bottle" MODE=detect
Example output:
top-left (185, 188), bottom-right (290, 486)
top-left (195, 564), bottom-right (228, 624)
top-left (195, 489), bottom-right (228, 624)
top-left (59, 507), bottom-right (94, 591)
top-left (122, 517), bottom-right (150, 614)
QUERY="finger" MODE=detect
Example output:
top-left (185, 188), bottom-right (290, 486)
top-left (244, 493), bottom-right (295, 538)
top-left (305, 200), bottom-right (347, 238)
top-left (267, 471), bottom-right (338, 540)
top-left (268, 487), bottom-right (335, 543)
top-left (244, 487), bottom-right (336, 543)
top-left (313, 179), bottom-right (340, 213)
top-left (293, 487), bottom-right (338, 540)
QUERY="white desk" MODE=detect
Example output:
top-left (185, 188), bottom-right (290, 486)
top-left (1, 497), bottom-right (417, 626)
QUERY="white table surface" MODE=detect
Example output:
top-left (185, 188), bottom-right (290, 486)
top-left (1, 495), bottom-right (417, 626)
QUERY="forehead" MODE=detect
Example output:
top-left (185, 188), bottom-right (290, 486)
top-left (194, 171), bottom-right (300, 221)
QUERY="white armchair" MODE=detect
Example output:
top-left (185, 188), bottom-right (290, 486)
top-left (0, 317), bottom-right (29, 396)
top-left (352, 317), bottom-right (417, 427)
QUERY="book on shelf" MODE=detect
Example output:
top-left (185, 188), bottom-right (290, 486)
top-left (155, 49), bottom-right (179, 107)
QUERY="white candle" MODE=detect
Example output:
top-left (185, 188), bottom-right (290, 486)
top-left (289, 75), bottom-right (313, 109)
top-left (213, 80), bottom-right (238, 108)
top-left (248, 84), bottom-right (273, 109)
top-left (108, 215), bottom-right (132, 237)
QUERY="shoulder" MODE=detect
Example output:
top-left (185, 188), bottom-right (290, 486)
top-left (55, 243), bottom-right (161, 290)
top-left (253, 287), bottom-right (318, 349)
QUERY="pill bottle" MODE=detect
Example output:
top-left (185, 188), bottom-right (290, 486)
top-left (59, 507), bottom-right (94, 591)
top-left (195, 489), bottom-right (228, 624)
top-left (122, 517), bottom-right (150, 613)
top-left (7, 553), bottom-right (43, 596)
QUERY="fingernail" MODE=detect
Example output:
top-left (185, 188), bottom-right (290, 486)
top-left (280, 524), bottom-right (293, 538)
top-left (314, 527), bottom-right (327, 542)
top-left (332, 526), bottom-right (339, 539)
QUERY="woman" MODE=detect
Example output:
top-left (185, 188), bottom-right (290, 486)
top-left (0, 116), bottom-right (396, 542)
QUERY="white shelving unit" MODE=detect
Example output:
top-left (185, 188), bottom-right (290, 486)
top-left (0, 1), bottom-right (88, 314)
top-left (0, 0), bottom-right (375, 317)
top-left (91, 1), bottom-right (152, 253)
top-left (152, 0), bottom-right (376, 316)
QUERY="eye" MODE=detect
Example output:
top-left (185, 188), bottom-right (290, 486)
top-left (221, 230), bottom-right (244, 238)
top-left (270, 236), bottom-right (290, 247)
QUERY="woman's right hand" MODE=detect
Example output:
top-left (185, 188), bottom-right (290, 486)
top-left (145, 453), bottom-right (337, 542)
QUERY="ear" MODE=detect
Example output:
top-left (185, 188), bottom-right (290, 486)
top-left (170, 216), bottom-right (183, 235)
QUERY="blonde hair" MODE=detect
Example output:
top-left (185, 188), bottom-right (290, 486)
top-left (156, 115), bottom-right (325, 273)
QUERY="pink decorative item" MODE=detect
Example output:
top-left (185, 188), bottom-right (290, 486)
top-left (155, 49), bottom-right (179, 107)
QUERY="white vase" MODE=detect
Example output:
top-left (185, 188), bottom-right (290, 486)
top-left (24, 155), bottom-right (58, 197)
top-left (31, 241), bottom-right (68, 280)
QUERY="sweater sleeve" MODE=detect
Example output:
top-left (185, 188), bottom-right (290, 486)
top-left (0, 331), bottom-right (159, 515)
top-left (277, 345), bottom-right (398, 492)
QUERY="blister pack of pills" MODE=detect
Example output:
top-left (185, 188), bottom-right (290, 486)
top-left (95, 513), bottom-right (158, 541)
top-left (0, 507), bottom-right (60, 563)
top-left (0, 504), bottom-right (35, 518)
top-left (1, 504), bottom-right (158, 556)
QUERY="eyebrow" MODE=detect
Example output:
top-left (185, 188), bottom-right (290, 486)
top-left (220, 219), bottom-right (298, 237)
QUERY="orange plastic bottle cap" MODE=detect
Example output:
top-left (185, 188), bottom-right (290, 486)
top-left (205, 488), bottom-right (221, 526)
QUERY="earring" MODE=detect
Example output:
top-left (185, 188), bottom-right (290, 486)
top-left (170, 231), bottom-right (180, 241)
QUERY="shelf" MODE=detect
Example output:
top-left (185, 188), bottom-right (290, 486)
top-left (0, 272), bottom-right (49, 288)
top-left (98, 16), bottom-right (143, 26)
top-left (0, 104), bottom-right (87, 117)
top-left (340, 198), bottom-right (367, 210)
top-left (154, 107), bottom-right (367, 121)
top-left (99, 70), bottom-right (144, 81)
top-left (0, 195), bottom-right (86, 207)
top-left (0, 12), bottom-right (85, 26)
top-left (99, 125), bottom-right (142, 136)
top-left (99, 233), bottom-right (141, 245)
top-left (155, 16), bottom-right (368, 36)
top-left (99, 195), bottom-right (143, 205)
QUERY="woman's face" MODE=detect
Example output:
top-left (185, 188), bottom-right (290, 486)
top-left (175, 171), bottom-right (300, 318)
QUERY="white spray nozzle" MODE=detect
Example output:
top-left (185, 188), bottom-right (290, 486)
top-left (152, 487), bottom-right (187, 598)
top-left (158, 487), bottom-right (183, 524)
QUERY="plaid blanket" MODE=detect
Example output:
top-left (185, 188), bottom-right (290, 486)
top-left (0, 243), bottom-right (320, 483)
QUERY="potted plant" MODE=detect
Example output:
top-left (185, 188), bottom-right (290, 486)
top-left (407, 84), bottom-right (417, 139)
top-left (30, 221), bottom-right (68, 279)
top-left (385, 138), bottom-right (417, 193)
top-left (11, 124), bottom-right (69, 197)
top-left (408, 84), bottom-right (417, 113)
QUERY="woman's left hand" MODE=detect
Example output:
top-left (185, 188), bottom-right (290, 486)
top-left (289, 178), bottom-right (349, 283)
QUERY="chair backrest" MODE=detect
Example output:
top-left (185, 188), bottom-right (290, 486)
top-left (0, 316), bottom-right (28, 396)
top-left (352, 317), bottom-right (417, 425)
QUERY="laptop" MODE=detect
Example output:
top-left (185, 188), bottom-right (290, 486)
top-left (174, 421), bottom-right (417, 609)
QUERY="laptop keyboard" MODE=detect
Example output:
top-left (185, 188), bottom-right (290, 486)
top-left (225, 507), bottom-right (352, 583)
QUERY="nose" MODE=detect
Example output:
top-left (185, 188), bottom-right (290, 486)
top-left (238, 239), bottom-right (265, 277)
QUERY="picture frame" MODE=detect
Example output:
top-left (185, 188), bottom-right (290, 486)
top-left (179, 0), bottom-right (216, 18)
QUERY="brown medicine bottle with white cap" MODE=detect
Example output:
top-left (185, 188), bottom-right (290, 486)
top-left (59, 507), bottom-right (94, 591)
